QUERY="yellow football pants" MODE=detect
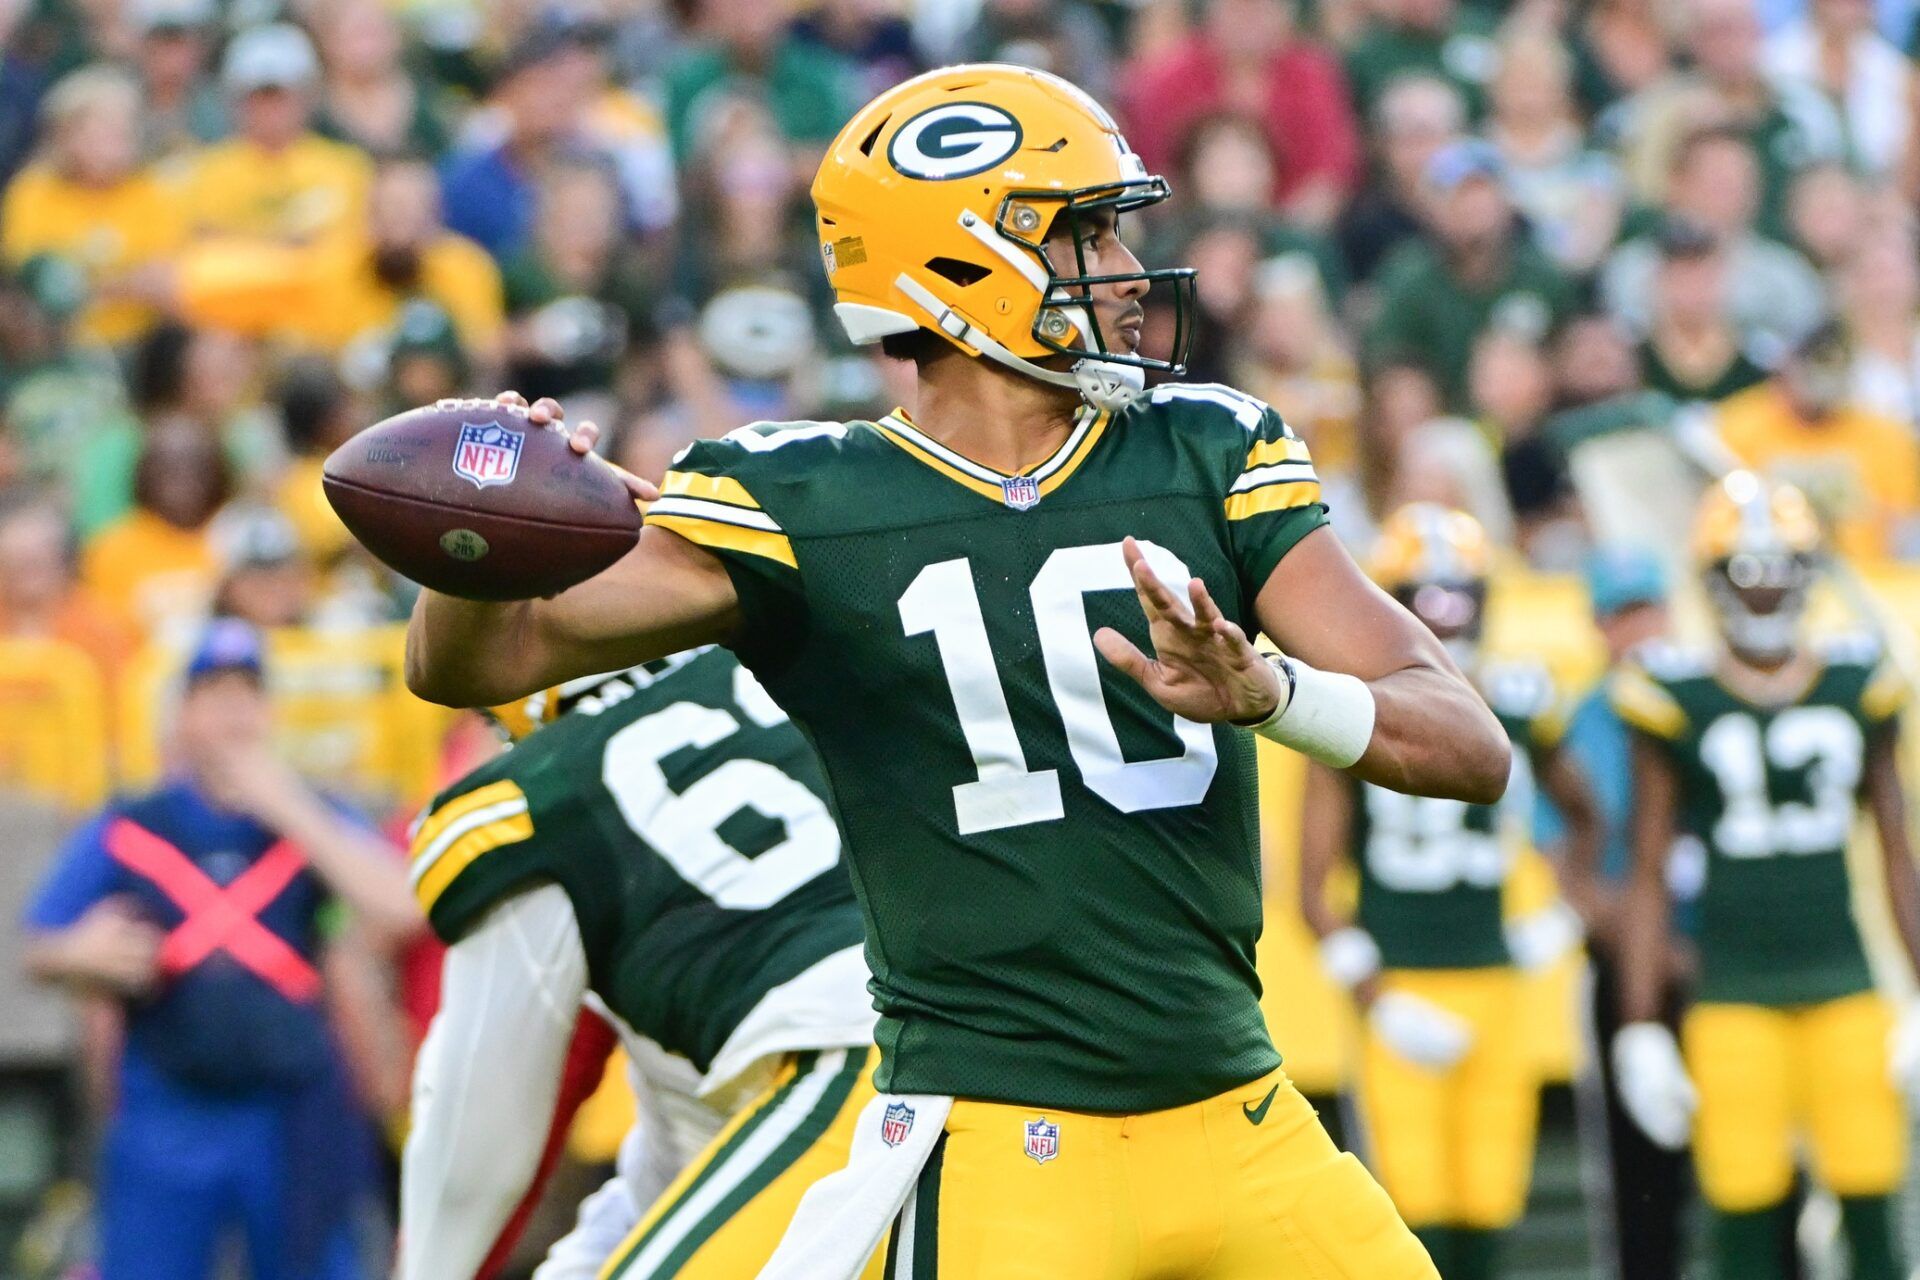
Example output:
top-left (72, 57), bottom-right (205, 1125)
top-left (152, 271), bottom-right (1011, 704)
top-left (884, 1066), bottom-right (1436, 1279)
top-left (597, 1046), bottom-right (886, 1280)
top-left (1357, 968), bottom-right (1541, 1230)
top-left (1684, 992), bottom-right (1907, 1212)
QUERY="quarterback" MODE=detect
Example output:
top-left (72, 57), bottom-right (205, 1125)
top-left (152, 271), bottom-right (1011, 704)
top-left (1300, 505), bottom-right (1598, 1280)
top-left (398, 650), bottom-right (880, 1280)
top-left (407, 65), bottom-right (1509, 1278)
top-left (1611, 473), bottom-right (1920, 1280)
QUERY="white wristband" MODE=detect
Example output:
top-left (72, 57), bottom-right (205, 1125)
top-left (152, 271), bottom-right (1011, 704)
top-left (1319, 926), bottom-right (1382, 990)
top-left (1247, 655), bottom-right (1376, 768)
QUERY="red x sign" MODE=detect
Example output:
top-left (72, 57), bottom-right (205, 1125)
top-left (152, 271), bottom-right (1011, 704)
top-left (104, 818), bottom-right (322, 1004)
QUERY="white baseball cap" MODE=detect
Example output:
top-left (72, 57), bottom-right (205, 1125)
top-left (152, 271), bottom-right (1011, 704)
top-left (221, 23), bottom-right (319, 91)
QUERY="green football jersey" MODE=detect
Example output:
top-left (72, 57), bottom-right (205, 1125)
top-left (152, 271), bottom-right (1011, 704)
top-left (1353, 659), bottom-right (1561, 970)
top-left (410, 646), bottom-right (867, 1076)
top-left (1611, 635), bottom-right (1910, 1006)
top-left (645, 384), bottom-right (1328, 1111)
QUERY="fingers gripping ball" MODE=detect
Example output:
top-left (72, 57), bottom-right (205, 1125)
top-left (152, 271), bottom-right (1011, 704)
top-left (323, 398), bottom-right (641, 600)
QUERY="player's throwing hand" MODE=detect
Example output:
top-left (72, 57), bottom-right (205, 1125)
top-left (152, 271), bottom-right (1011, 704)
top-left (1094, 536), bottom-right (1286, 725)
top-left (494, 390), bottom-right (659, 503)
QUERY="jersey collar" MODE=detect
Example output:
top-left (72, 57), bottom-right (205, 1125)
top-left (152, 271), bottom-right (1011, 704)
top-left (873, 405), bottom-right (1111, 506)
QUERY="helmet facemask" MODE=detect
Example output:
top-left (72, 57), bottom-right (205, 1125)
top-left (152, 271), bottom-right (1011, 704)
top-left (1704, 549), bottom-right (1816, 666)
top-left (999, 179), bottom-right (1197, 410)
top-left (1393, 577), bottom-right (1488, 671)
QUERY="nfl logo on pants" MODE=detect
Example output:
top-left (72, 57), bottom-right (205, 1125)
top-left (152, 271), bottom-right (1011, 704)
top-left (882, 1102), bottom-right (916, 1148)
top-left (453, 422), bottom-right (525, 489)
top-left (1024, 1117), bottom-right (1059, 1165)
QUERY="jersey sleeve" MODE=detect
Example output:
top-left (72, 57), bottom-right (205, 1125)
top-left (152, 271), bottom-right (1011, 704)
top-left (644, 432), bottom-right (811, 661)
top-left (1224, 400), bottom-right (1330, 593)
top-left (409, 772), bottom-right (544, 944)
top-left (1608, 661), bottom-right (1689, 741)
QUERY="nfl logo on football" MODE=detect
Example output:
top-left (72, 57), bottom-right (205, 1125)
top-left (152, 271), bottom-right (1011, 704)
top-left (1002, 475), bottom-right (1041, 511)
top-left (1024, 1116), bottom-right (1059, 1165)
top-left (881, 1101), bottom-right (915, 1148)
top-left (453, 422), bottom-right (525, 490)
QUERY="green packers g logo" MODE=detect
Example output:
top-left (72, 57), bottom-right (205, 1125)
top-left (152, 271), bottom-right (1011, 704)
top-left (888, 103), bottom-right (1024, 181)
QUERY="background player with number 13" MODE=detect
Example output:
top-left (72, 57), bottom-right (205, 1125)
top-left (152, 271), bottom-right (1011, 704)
top-left (405, 63), bottom-right (1511, 1279)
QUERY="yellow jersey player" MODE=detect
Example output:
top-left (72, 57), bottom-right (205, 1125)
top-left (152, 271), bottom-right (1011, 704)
top-left (1300, 505), bottom-right (1600, 1280)
top-left (404, 64), bottom-right (1510, 1279)
top-left (1611, 472), bottom-right (1920, 1280)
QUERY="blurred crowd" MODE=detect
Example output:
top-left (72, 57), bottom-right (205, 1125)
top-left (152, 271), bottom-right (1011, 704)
top-left (1, 0), bottom-right (1918, 693)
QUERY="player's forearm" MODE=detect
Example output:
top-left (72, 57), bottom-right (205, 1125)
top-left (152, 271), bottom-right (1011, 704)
top-left (1350, 664), bottom-right (1512, 804)
top-left (1619, 735), bottom-right (1678, 1023)
top-left (405, 592), bottom-right (547, 708)
top-left (1866, 727), bottom-right (1920, 980)
top-left (1541, 746), bottom-right (1615, 936)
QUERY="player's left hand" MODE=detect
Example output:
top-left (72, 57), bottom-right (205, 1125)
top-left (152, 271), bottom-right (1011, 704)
top-left (1094, 537), bottom-right (1283, 724)
top-left (1888, 998), bottom-right (1920, 1102)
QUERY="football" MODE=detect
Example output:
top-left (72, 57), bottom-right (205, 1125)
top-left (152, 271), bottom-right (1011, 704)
top-left (322, 398), bottom-right (642, 601)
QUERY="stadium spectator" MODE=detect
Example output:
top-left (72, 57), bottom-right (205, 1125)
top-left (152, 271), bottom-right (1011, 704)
top-left (129, 322), bottom-right (281, 488)
top-left (1839, 225), bottom-right (1920, 425)
top-left (1484, 26), bottom-right (1624, 274)
top-left (1600, 127), bottom-right (1826, 348)
top-left (1119, 0), bottom-right (1361, 229)
top-left (272, 357), bottom-right (362, 571)
top-left (21, 617), bottom-right (415, 1280)
top-left (81, 421), bottom-right (232, 644)
top-left (0, 491), bottom-right (135, 689)
top-left (1783, 159), bottom-right (1877, 276)
top-left (1710, 323), bottom-right (1920, 558)
top-left (1338, 72), bottom-right (1468, 285)
top-left (958, 0), bottom-right (1114, 104)
top-left (1636, 220), bottom-right (1772, 404)
top-left (381, 300), bottom-right (469, 415)
top-left (0, 0), bottom-right (58, 186)
top-left (129, 0), bottom-right (224, 164)
top-left (313, 155), bottom-right (504, 361)
top-left (184, 24), bottom-right (371, 255)
top-left (794, 0), bottom-right (925, 101)
top-left (0, 65), bottom-right (186, 347)
top-left (1343, 0), bottom-right (1498, 122)
top-left (1763, 0), bottom-right (1915, 184)
top-left (663, 0), bottom-right (861, 163)
top-left (1167, 114), bottom-right (1349, 298)
top-left (313, 0), bottom-right (452, 160)
top-left (208, 505), bottom-right (314, 631)
top-left (1366, 138), bottom-right (1576, 411)
top-left (1570, 0), bottom-right (1671, 114)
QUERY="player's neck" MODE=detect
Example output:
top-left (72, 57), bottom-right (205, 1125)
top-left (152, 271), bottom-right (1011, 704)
top-left (912, 354), bottom-right (1083, 474)
top-left (1716, 645), bottom-right (1820, 706)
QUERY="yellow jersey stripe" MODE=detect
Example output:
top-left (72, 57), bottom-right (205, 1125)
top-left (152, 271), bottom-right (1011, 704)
top-left (1863, 662), bottom-right (1912, 722)
top-left (661, 471), bottom-right (761, 510)
top-left (414, 812), bottom-right (536, 913)
top-left (647, 512), bottom-right (799, 569)
top-left (1610, 671), bottom-right (1687, 740)
top-left (411, 779), bottom-right (526, 861)
top-left (1246, 438), bottom-right (1312, 469)
top-left (873, 429), bottom-right (1008, 501)
top-left (1224, 480), bottom-right (1323, 521)
top-left (1037, 409), bottom-right (1110, 496)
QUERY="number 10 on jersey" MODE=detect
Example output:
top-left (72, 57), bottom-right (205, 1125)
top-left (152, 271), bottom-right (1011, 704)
top-left (899, 541), bottom-right (1220, 835)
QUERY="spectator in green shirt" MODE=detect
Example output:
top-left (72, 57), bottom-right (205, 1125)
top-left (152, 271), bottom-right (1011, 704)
top-left (1366, 139), bottom-right (1576, 412)
top-left (664, 0), bottom-right (862, 165)
top-left (1344, 0), bottom-right (1498, 123)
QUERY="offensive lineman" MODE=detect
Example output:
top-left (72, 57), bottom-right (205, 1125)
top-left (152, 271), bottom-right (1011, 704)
top-left (398, 649), bottom-right (880, 1280)
top-left (405, 65), bottom-right (1509, 1278)
top-left (1300, 505), bottom-right (1598, 1280)
top-left (1610, 473), bottom-right (1920, 1280)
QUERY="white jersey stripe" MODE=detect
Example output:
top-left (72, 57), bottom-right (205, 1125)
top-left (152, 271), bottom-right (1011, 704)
top-left (407, 796), bottom-right (529, 889)
top-left (646, 497), bottom-right (784, 533)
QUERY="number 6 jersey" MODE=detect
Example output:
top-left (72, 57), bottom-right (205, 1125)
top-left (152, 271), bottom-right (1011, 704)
top-left (1610, 636), bottom-right (1911, 1006)
top-left (644, 386), bottom-right (1327, 1112)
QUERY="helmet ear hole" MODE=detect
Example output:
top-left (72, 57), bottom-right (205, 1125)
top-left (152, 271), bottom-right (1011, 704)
top-left (924, 257), bottom-right (992, 287)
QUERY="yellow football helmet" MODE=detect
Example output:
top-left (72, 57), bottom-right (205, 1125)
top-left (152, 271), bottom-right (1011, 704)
top-left (811, 63), bottom-right (1195, 411)
top-left (1692, 471), bottom-right (1823, 661)
top-left (1371, 504), bottom-right (1493, 659)
top-left (482, 672), bottom-right (631, 743)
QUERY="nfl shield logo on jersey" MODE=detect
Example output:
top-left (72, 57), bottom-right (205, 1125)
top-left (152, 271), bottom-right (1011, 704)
top-left (453, 422), bottom-right (525, 489)
top-left (881, 1101), bottom-right (916, 1148)
top-left (1023, 1116), bottom-right (1059, 1165)
top-left (1001, 475), bottom-right (1041, 511)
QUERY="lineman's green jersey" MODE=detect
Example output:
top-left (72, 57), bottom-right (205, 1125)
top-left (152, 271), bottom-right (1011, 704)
top-left (409, 646), bottom-right (871, 1089)
top-left (1353, 660), bottom-right (1562, 970)
top-left (1611, 635), bottom-right (1910, 1006)
top-left (645, 384), bottom-right (1329, 1111)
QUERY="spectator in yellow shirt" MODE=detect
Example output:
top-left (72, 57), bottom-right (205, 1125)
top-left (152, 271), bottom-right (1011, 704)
top-left (82, 422), bottom-right (232, 644)
top-left (182, 22), bottom-right (370, 257)
top-left (308, 156), bottom-right (503, 363)
top-left (0, 65), bottom-right (188, 346)
top-left (1711, 324), bottom-right (1920, 560)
